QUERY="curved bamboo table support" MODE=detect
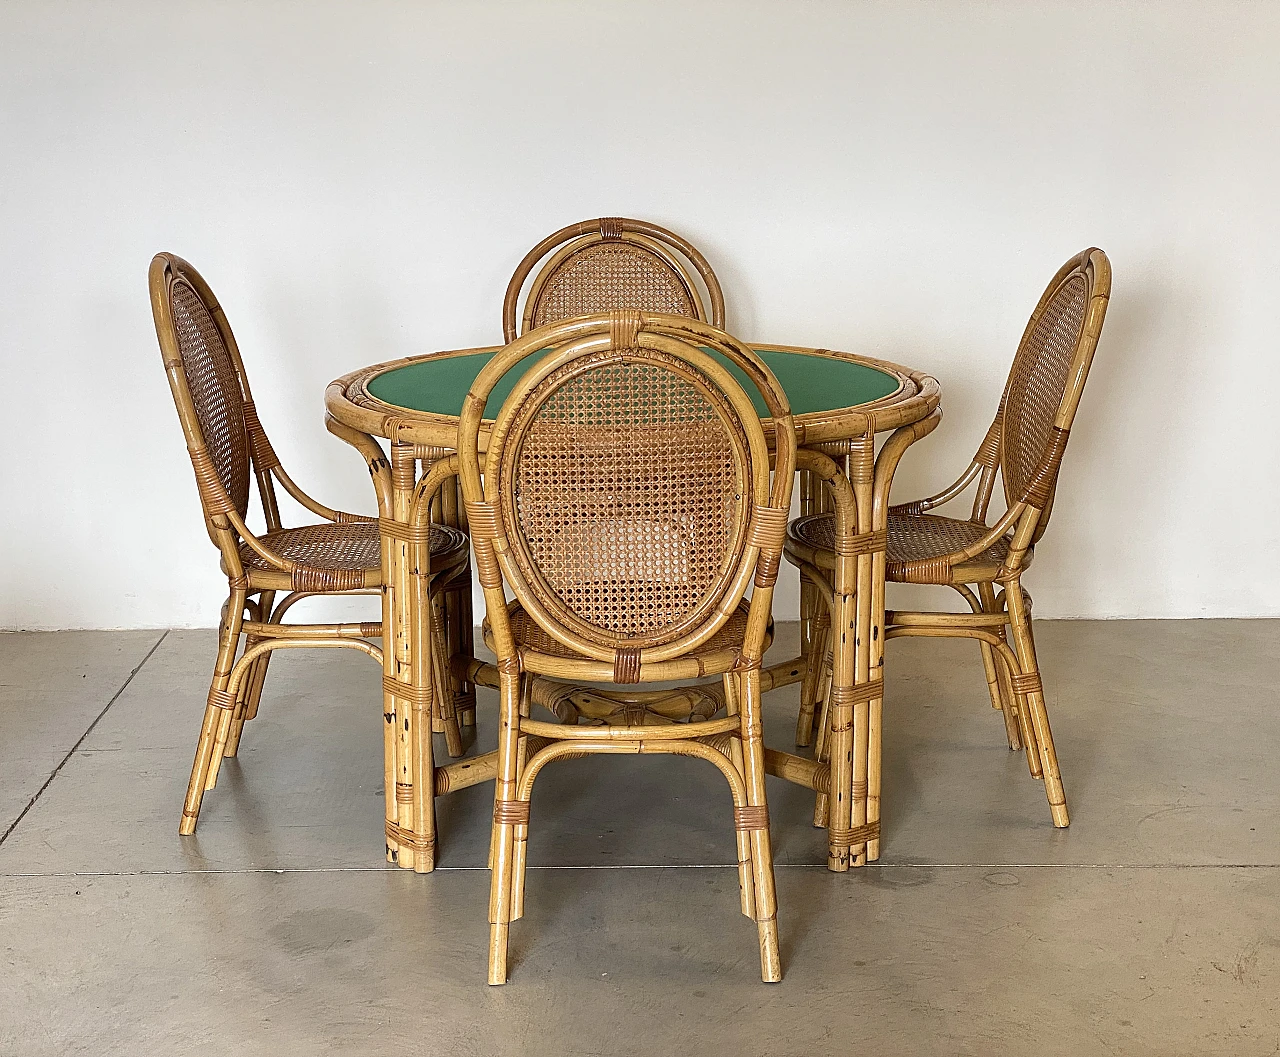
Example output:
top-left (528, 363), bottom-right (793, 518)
top-left (327, 341), bottom-right (940, 871)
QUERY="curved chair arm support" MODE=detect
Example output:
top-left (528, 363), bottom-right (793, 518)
top-left (269, 463), bottom-right (373, 525)
top-left (409, 454), bottom-right (463, 531)
top-left (325, 414), bottom-right (393, 515)
top-left (794, 449), bottom-right (858, 535)
top-left (889, 459), bottom-right (981, 516)
top-left (220, 506), bottom-right (294, 573)
top-left (875, 408), bottom-right (944, 517)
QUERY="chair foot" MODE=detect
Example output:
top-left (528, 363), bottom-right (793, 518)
top-left (488, 922), bottom-right (509, 985)
top-left (757, 916), bottom-right (782, 982)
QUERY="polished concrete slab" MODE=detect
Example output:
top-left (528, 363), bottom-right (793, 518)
top-left (1, 620), bottom-right (1277, 1053)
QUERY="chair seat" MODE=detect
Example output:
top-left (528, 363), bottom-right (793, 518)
top-left (786, 511), bottom-right (1029, 586)
top-left (484, 598), bottom-right (769, 667)
top-left (236, 520), bottom-right (468, 591)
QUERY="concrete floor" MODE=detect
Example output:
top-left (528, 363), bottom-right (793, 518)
top-left (1, 620), bottom-right (1278, 1055)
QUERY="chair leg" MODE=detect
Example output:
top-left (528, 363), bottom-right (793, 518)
top-left (180, 588), bottom-right (245, 834)
top-left (509, 677), bottom-right (535, 922)
top-left (976, 582), bottom-right (1022, 752)
top-left (225, 591), bottom-right (276, 757)
top-left (430, 592), bottom-right (465, 758)
top-left (1005, 579), bottom-right (1068, 827)
top-left (810, 643), bottom-right (833, 828)
top-left (448, 572), bottom-right (477, 731)
top-left (488, 672), bottom-right (523, 985)
top-left (796, 606), bottom-right (829, 747)
top-left (740, 669), bottom-right (782, 982)
top-left (722, 673), bottom-right (756, 918)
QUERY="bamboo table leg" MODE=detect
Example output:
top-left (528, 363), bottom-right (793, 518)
top-left (381, 441), bottom-right (434, 871)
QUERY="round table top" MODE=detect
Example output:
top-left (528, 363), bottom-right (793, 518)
top-left (327, 341), bottom-right (940, 450)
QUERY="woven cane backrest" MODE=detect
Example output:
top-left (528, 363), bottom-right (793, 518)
top-left (461, 312), bottom-right (794, 664)
top-left (999, 249), bottom-right (1110, 539)
top-left (503, 219), bottom-right (725, 342)
top-left (167, 279), bottom-right (252, 519)
top-left (150, 256), bottom-right (254, 523)
top-left (504, 352), bottom-right (747, 646)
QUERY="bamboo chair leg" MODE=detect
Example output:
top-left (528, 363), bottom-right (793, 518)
top-left (722, 673), bottom-right (756, 918)
top-left (796, 607), bottom-right (829, 748)
top-left (740, 669), bottom-right (782, 982)
top-left (976, 582), bottom-right (1022, 752)
top-left (811, 644), bottom-right (833, 828)
top-left (430, 593), bottom-right (465, 758)
top-left (994, 640), bottom-right (1042, 777)
top-left (488, 672), bottom-right (522, 985)
top-left (180, 588), bottom-right (246, 833)
top-left (449, 574), bottom-right (477, 730)
top-left (225, 591), bottom-right (277, 757)
top-left (1005, 579), bottom-right (1068, 827)
top-left (510, 678), bottom-right (534, 922)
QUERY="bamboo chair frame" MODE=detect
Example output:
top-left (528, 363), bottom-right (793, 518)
top-left (502, 217), bottom-right (726, 342)
top-left (150, 253), bottom-right (469, 835)
top-left (459, 310), bottom-right (796, 983)
top-left (786, 248), bottom-right (1111, 831)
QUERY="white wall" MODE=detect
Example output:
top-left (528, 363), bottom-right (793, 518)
top-left (2, 0), bottom-right (1278, 630)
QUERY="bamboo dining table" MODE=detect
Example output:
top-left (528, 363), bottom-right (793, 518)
top-left (325, 340), bottom-right (941, 873)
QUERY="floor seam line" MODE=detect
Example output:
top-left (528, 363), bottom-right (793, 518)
top-left (3, 863), bottom-right (1279, 879)
top-left (0, 630), bottom-right (170, 848)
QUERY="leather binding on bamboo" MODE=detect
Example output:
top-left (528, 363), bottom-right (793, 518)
top-left (459, 311), bottom-right (796, 984)
top-left (784, 248), bottom-right (1112, 838)
top-left (502, 218), bottom-right (727, 343)
top-left (149, 252), bottom-right (469, 853)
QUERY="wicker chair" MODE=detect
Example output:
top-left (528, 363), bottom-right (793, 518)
top-left (459, 310), bottom-right (796, 983)
top-left (150, 253), bottom-right (469, 835)
top-left (785, 248), bottom-right (1111, 831)
top-left (502, 217), bottom-right (725, 342)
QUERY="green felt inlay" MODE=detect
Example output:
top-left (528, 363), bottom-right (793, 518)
top-left (367, 346), bottom-right (900, 419)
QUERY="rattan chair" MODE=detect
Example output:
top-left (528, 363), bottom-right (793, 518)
top-left (502, 217), bottom-right (726, 342)
top-left (459, 310), bottom-right (796, 983)
top-left (150, 253), bottom-right (469, 835)
top-left (786, 248), bottom-right (1111, 831)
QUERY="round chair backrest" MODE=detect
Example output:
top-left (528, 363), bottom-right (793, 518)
top-left (150, 253), bottom-right (252, 522)
top-left (999, 248), bottom-right (1111, 541)
top-left (502, 218), bottom-right (726, 343)
top-left (460, 312), bottom-right (793, 664)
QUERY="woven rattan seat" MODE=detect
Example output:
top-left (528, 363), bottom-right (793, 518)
top-left (236, 521), bottom-right (466, 590)
top-left (485, 598), bottom-right (770, 665)
top-left (787, 510), bottom-right (1025, 585)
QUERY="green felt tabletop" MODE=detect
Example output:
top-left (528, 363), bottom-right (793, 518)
top-left (367, 346), bottom-right (900, 419)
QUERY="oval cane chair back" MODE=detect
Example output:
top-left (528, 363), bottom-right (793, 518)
top-left (152, 254), bottom-right (254, 524)
top-left (998, 248), bottom-right (1111, 545)
top-left (502, 218), bottom-right (726, 343)
top-left (459, 311), bottom-right (795, 674)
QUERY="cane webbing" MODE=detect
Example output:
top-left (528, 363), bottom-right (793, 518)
top-left (529, 242), bottom-right (696, 328)
top-left (1001, 273), bottom-right (1087, 518)
top-left (170, 279), bottom-right (251, 518)
top-left (502, 354), bottom-right (750, 647)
